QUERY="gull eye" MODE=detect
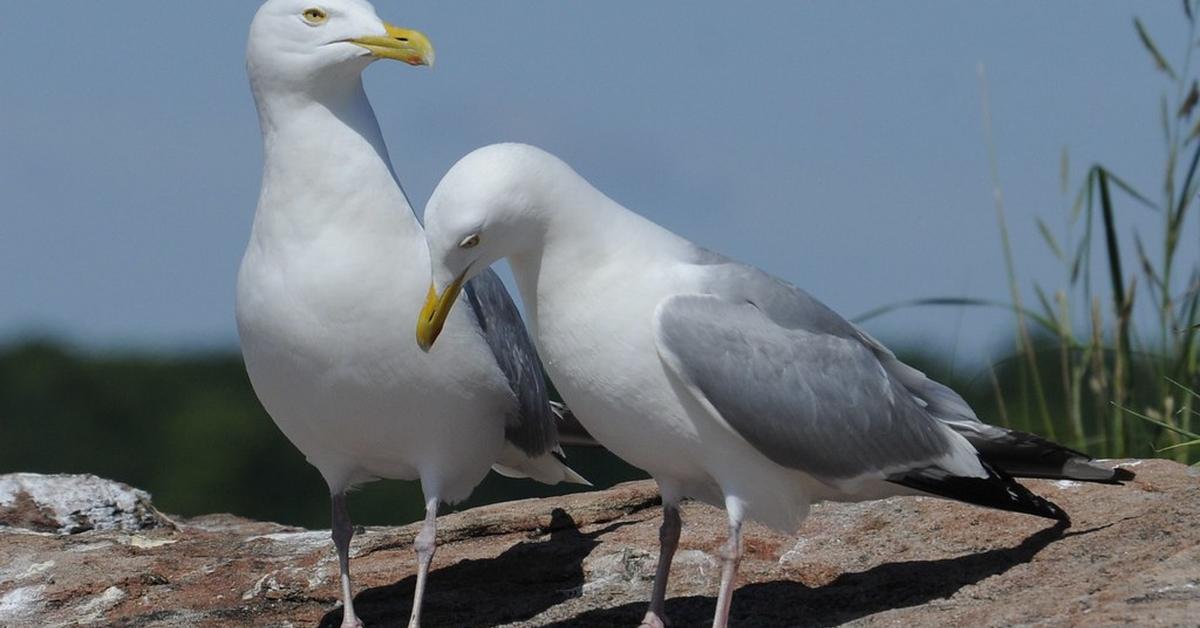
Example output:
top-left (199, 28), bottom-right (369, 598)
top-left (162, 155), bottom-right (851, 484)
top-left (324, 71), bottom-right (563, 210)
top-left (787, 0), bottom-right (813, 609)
top-left (302, 7), bottom-right (328, 25)
top-left (459, 234), bottom-right (481, 249)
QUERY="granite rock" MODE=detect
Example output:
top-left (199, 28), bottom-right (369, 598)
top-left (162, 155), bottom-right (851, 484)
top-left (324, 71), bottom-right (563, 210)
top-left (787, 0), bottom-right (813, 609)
top-left (0, 460), bottom-right (1195, 627)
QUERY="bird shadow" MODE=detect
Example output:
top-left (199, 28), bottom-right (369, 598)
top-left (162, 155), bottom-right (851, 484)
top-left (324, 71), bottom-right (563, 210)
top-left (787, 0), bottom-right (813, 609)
top-left (549, 520), bottom-right (1085, 627)
top-left (318, 508), bottom-right (629, 628)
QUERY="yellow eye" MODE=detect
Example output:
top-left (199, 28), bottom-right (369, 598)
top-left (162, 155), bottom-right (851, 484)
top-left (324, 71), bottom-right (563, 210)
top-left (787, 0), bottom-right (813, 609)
top-left (459, 234), bottom-right (481, 249)
top-left (302, 7), bottom-right (328, 25)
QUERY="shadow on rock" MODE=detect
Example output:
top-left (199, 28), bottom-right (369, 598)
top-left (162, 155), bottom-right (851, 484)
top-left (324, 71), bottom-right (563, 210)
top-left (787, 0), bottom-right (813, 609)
top-left (552, 521), bottom-right (1074, 628)
top-left (319, 508), bottom-right (625, 628)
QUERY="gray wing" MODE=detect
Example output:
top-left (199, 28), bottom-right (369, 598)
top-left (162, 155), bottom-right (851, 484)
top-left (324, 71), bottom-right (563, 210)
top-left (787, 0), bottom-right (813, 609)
top-left (654, 292), bottom-right (961, 480)
top-left (655, 292), bottom-right (1071, 521)
top-left (674, 250), bottom-right (1126, 485)
top-left (463, 269), bottom-right (557, 457)
top-left (688, 251), bottom-right (1009, 443)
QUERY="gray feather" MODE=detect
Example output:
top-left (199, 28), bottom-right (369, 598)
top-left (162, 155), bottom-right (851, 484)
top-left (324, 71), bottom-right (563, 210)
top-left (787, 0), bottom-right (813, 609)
top-left (655, 292), bottom-right (958, 480)
top-left (464, 269), bottom-right (557, 457)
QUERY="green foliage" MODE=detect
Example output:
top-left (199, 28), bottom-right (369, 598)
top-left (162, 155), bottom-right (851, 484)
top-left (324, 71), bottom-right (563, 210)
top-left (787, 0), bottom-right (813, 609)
top-left (1019, 6), bottom-right (1200, 463)
top-left (0, 340), bottom-right (323, 525)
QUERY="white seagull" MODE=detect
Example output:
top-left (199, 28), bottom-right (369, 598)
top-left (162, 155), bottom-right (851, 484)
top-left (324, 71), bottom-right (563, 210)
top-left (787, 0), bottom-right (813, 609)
top-left (238, 5), bottom-right (585, 628)
top-left (416, 143), bottom-right (1133, 628)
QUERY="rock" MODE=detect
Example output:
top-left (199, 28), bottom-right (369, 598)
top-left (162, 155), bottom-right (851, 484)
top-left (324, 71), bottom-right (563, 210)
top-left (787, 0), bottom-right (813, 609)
top-left (0, 460), bottom-right (1195, 626)
top-left (0, 473), bottom-right (173, 535)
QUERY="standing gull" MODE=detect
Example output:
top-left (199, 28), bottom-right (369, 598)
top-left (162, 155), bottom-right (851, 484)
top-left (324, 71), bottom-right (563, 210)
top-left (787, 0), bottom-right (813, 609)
top-left (238, 5), bottom-right (585, 627)
top-left (416, 143), bottom-right (1133, 628)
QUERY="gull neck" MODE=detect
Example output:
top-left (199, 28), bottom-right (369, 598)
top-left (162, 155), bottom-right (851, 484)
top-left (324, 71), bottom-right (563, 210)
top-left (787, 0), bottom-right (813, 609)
top-left (250, 73), bottom-right (421, 243)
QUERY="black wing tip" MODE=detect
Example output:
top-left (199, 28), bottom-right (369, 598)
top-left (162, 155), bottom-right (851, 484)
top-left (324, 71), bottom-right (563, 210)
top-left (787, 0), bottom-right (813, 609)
top-left (1047, 501), bottom-right (1072, 525)
top-left (550, 400), bottom-right (602, 448)
top-left (889, 459), bottom-right (1071, 525)
top-left (1111, 466), bottom-right (1137, 482)
top-left (972, 428), bottom-right (1138, 486)
top-left (1003, 461), bottom-right (1138, 485)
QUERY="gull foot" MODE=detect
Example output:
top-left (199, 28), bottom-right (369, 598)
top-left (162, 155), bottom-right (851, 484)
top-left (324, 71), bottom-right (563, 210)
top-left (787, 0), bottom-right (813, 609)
top-left (341, 615), bottom-right (364, 628)
top-left (639, 611), bottom-right (668, 628)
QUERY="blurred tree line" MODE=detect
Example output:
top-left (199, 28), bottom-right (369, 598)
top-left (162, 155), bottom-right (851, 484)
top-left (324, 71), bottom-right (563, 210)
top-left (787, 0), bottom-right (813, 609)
top-left (7, 334), bottom-right (1179, 530)
top-left (0, 339), bottom-right (643, 528)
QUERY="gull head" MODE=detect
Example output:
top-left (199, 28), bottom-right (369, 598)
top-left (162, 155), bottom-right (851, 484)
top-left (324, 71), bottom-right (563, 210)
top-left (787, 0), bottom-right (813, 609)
top-left (247, 0), bottom-right (433, 92)
top-left (417, 144), bottom-right (565, 351)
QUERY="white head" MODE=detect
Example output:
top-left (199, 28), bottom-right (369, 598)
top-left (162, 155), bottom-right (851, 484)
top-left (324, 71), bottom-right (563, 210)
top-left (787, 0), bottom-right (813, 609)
top-left (417, 143), bottom-right (580, 350)
top-left (246, 0), bottom-right (433, 96)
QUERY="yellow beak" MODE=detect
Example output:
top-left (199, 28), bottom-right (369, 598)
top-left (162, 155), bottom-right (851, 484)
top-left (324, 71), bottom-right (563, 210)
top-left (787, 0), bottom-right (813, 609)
top-left (351, 23), bottom-right (435, 66)
top-left (416, 271), bottom-right (467, 352)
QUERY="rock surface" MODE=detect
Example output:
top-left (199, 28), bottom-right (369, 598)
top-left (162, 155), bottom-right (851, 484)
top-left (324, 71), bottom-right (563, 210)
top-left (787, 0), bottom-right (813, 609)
top-left (0, 460), bottom-right (1196, 627)
top-left (0, 473), bottom-right (173, 535)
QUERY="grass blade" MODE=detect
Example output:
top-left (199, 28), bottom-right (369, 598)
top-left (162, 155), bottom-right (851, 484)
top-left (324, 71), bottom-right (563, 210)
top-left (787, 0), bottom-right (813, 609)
top-left (1115, 402), bottom-right (1200, 439)
top-left (1135, 18), bottom-right (1178, 80)
top-left (1133, 231), bottom-right (1164, 294)
top-left (1069, 171), bottom-right (1090, 222)
top-left (1103, 170), bottom-right (1159, 211)
top-left (1034, 284), bottom-right (1058, 324)
top-left (1172, 140), bottom-right (1200, 233)
top-left (1097, 169), bottom-right (1128, 311)
top-left (853, 297), bottom-right (1060, 336)
top-left (1155, 439), bottom-right (1200, 453)
top-left (1037, 219), bottom-right (1065, 260)
top-left (1060, 147), bottom-right (1070, 195)
top-left (1165, 376), bottom-right (1200, 399)
top-left (1180, 80), bottom-right (1199, 118)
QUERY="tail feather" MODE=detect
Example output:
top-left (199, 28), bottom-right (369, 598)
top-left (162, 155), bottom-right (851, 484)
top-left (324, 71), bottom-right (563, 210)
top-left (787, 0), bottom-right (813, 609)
top-left (492, 442), bottom-right (591, 486)
top-left (888, 457), bottom-right (1070, 524)
top-left (550, 400), bottom-right (602, 447)
top-left (492, 401), bottom-right (593, 486)
top-left (949, 423), bottom-right (1135, 484)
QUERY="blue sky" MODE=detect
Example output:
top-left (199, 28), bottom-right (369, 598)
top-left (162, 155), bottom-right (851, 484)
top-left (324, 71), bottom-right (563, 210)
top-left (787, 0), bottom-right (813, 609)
top-left (1, 2), bottom-right (1192, 370)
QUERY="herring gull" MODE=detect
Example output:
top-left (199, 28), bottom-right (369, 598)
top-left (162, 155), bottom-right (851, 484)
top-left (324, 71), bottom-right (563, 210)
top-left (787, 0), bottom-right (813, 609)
top-left (238, 7), bottom-right (585, 628)
top-left (415, 143), bottom-right (1133, 628)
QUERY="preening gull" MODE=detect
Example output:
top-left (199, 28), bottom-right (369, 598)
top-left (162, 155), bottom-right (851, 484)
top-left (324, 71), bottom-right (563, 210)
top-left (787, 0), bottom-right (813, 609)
top-left (416, 143), bottom-right (1133, 628)
top-left (238, 6), bottom-right (585, 627)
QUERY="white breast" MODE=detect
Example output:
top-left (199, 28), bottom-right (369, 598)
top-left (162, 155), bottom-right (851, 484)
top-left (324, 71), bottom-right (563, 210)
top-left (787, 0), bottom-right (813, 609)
top-left (237, 221), bottom-right (512, 499)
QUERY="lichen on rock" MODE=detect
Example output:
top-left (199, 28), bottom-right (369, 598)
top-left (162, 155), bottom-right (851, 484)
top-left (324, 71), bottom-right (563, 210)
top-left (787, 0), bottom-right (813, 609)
top-left (0, 473), bottom-right (173, 535)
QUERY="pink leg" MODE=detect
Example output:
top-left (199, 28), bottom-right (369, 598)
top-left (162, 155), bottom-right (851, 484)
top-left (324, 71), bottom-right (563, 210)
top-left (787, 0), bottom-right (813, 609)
top-left (406, 497), bottom-right (439, 628)
top-left (712, 508), bottom-right (744, 628)
top-left (331, 493), bottom-right (364, 628)
top-left (640, 503), bottom-right (682, 628)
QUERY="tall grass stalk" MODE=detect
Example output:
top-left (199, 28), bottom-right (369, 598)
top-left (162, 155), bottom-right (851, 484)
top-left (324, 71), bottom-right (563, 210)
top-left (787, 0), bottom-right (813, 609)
top-left (978, 63), bottom-right (1057, 441)
top-left (860, 3), bottom-right (1200, 463)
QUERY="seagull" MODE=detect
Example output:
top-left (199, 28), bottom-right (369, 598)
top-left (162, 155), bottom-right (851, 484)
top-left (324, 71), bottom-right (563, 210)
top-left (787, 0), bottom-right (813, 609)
top-left (415, 143), bottom-right (1134, 628)
top-left (238, 5), bottom-right (586, 627)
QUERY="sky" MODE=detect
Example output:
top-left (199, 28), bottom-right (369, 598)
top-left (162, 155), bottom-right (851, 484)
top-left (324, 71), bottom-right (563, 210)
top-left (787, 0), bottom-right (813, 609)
top-left (1, 1), bottom-right (1194, 372)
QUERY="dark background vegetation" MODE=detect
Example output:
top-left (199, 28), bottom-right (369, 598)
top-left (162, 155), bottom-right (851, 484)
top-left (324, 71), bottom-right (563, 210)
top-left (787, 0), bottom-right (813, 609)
top-left (0, 333), bottom-right (1175, 529)
top-left (0, 339), bottom-right (650, 527)
top-left (0, 338), bottom-right (950, 527)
